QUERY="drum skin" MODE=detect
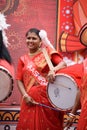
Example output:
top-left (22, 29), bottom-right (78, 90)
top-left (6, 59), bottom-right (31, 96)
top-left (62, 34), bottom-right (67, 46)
top-left (0, 59), bottom-right (14, 102)
top-left (47, 73), bottom-right (78, 111)
top-left (47, 63), bottom-right (83, 111)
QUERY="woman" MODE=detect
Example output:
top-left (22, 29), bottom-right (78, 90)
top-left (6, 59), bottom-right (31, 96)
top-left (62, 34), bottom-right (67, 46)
top-left (0, 13), bottom-right (14, 76)
top-left (64, 58), bottom-right (87, 130)
top-left (0, 30), bottom-right (14, 78)
top-left (16, 28), bottom-right (67, 130)
top-left (0, 30), bottom-right (12, 63)
top-left (77, 63), bottom-right (87, 130)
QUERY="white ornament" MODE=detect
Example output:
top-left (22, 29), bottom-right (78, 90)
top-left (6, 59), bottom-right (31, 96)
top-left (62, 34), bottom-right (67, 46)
top-left (0, 13), bottom-right (11, 47)
top-left (39, 30), bottom-right (54, 49)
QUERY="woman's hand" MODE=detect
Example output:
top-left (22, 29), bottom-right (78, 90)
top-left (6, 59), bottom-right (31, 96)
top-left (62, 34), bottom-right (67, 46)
top-left (47, 70), bottom-right (56, 83)
top-left (23, 94), bottom-right (37, 105)
top-left (64, 113), bottom-right (76, 129)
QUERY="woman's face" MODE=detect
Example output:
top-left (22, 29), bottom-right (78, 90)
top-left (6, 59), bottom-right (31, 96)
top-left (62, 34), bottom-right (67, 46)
top-left (26, 32), bottom-right (41, 53)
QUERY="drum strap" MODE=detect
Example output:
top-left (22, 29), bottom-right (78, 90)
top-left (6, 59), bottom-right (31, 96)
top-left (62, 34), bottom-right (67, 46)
top-left (42, 48), bottom-right (54, 71)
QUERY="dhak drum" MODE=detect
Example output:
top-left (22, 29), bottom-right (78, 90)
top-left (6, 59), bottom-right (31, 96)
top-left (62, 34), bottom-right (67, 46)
top-left (47, 73), bottom-right (78, 111)
top-left (79, 23), bottom-right (87, 47)
top-left (59, 31), bottom-right (86, 52)
top-left (0, 60), bottom-right (14, 102)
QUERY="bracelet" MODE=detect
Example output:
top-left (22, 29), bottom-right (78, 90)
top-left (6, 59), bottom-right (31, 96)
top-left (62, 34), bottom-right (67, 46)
top-left (23, 93), bottom-right (28, 99)
top-left (68, 113), bottom-right (76, 119)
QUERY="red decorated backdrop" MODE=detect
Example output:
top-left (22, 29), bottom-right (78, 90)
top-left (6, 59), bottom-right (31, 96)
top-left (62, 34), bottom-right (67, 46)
top-left (57, 0), bottom-right (87, 63)
top-left (0, 0), bottom-right (57, 105)
top-left (1, 0), bottom-right (87, 105)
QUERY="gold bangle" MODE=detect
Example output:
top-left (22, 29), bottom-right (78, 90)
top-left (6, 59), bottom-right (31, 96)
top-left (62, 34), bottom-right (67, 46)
top-left (68, 113), bottom-right (76, 119)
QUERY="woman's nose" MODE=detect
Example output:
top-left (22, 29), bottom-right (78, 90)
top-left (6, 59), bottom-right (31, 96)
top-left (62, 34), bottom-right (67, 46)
top-left (26, 38), bottom-right (32, 43)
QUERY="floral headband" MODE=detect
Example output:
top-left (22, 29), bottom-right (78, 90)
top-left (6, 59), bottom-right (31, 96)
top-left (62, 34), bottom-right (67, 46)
top-left (0, 13), bottom-right (11, 47)
top-left (39, 30), bottom-right (54, 49)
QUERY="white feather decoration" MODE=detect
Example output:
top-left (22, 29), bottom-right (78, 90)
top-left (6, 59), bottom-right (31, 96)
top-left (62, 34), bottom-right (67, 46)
top-left (0, 13), bottom-right (11, 47)
top-left (39, 30), bottom-right (54, 49)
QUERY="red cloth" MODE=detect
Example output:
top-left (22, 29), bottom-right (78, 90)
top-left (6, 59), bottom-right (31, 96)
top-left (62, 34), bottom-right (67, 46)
top-left (16, 48), bottom-right (64, 130)
top-left (59, 32), bottom-right (86, 52)
top-left (58, 63), bottom-right (83, 88)
top-left (0, 59), bottom-right (15, 78)
top-left (73, 0), bottom-right (87, 33)
top-left (76, 59), bottom-right (87, 130)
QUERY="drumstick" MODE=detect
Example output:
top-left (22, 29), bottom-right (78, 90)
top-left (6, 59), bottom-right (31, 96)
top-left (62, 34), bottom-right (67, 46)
top-left (42, 49), bottom-right (71, 90)
top-left (53, 83), bottom-right (71, 90)
top-left (35, 102), bottom-right (59, 111)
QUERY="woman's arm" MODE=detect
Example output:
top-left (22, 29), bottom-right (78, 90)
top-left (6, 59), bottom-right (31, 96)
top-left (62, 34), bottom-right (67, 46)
top-left (47, 60), bottom-right (67, 83)
top-left (54, 60), bottom-right (67, 72)
top-left (70, 89), bottom-right (81, 114)
top-left (17, 80), bottom-right (37, 105)
top-left (17, 80), bottom-right (28, 97)
top-left (47, 52), bottom-right (67, 83)
top-left (64, 89), bottom-right (81, 129)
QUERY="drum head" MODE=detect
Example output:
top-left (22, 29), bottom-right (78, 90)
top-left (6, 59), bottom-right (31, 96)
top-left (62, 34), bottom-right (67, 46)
top-left (0, 68), bottom-right (13, 102)
top-left (47, 74), bottom-right (78, 111)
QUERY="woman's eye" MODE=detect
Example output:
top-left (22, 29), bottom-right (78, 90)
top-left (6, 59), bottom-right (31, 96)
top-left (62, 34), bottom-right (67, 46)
top-left (32, 37), bottom-right (37, 40)
top-left (27, 37), bottom-right (30, 40)
top-left (27, 37), bottom-right (37, 40)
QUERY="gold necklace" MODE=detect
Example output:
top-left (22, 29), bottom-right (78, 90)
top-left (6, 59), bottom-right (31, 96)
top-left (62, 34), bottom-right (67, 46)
top-left (29, 48), bottom-right (41, 56)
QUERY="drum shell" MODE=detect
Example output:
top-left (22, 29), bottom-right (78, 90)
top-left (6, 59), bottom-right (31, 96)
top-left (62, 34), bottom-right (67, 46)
top-left (59, 32), bottom-right (86, 52)
top-left (0, 60), bottom-right (14, 102)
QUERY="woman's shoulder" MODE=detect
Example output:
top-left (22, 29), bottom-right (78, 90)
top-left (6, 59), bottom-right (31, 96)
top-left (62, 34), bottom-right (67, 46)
top-left (45, 46), bottom-right (63, 58)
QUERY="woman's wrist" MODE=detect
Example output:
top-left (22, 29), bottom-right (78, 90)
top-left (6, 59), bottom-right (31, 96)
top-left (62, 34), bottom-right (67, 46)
top-left (23, 93), bottom-right (29, 99)
top-left (48, 70), bottom-right (55, 75)
top-left (53, 66), bottom-right (60, 73)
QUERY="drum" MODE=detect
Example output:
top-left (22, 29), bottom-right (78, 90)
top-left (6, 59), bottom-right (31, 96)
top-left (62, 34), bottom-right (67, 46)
top-left (0, 62), bottom-right (14, 102)
top-left (79, 23), bottom-right (87, 47)
top-left (59, 31), bottom-right (86, 52)
top-left (47, 73), bottom-right (78, 111)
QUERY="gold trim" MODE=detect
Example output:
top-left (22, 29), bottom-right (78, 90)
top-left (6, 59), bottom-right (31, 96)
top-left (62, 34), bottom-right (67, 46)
top-left (1, 0), bottom-right (11, 14)
top-left (60, 32), bottom-right (68, 52)
top-left (26, 78), bottom-right (35, 92)
top-left (61, 39), bottom-right (66, 52)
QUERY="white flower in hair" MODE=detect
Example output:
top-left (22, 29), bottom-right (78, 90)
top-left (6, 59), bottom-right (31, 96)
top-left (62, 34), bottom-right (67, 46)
top-left (0, 13), bottom-right (11, 47)
top-left (39, 30), bottom-right (54, 49)
top-left (0, 13), bottom-right (10, 30)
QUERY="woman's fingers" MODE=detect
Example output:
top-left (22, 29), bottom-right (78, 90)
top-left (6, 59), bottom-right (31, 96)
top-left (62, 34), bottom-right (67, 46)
top-left (64, 116), bottom-right (75, 129)
top-left (47, 70), bottom-right (56, 83)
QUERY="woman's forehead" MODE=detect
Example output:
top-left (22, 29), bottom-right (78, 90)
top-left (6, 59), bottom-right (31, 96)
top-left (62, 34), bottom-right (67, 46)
top-left (27, 32), bottom-right (38, 37)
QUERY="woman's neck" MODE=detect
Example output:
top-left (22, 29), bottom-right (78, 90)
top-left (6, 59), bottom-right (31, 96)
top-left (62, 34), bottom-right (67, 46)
top-left (29, 48), bottom-right (41, 56)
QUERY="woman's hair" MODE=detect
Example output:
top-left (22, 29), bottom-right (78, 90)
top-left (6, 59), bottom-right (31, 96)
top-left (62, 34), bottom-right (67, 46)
top-left (25, 28), bottom-right (41, 40)
top-left (0, 30), bottom-right (12, 64)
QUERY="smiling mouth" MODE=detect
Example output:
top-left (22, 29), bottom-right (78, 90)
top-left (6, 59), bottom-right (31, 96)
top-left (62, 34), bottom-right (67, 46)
top-left (27, 42), bottom-right (35, 46)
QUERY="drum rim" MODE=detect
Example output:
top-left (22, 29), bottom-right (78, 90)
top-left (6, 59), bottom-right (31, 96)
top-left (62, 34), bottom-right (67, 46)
top-left (47, 73), bottom-right (78, 111)
top-left (0, 66), bottom-right (14, 102)
top-left (80, 27), bottom-right (87, 47)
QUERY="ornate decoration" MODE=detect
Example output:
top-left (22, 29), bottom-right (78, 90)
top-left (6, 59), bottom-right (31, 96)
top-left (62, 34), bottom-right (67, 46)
top-left (0, 0), bottom-right (19, 15)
